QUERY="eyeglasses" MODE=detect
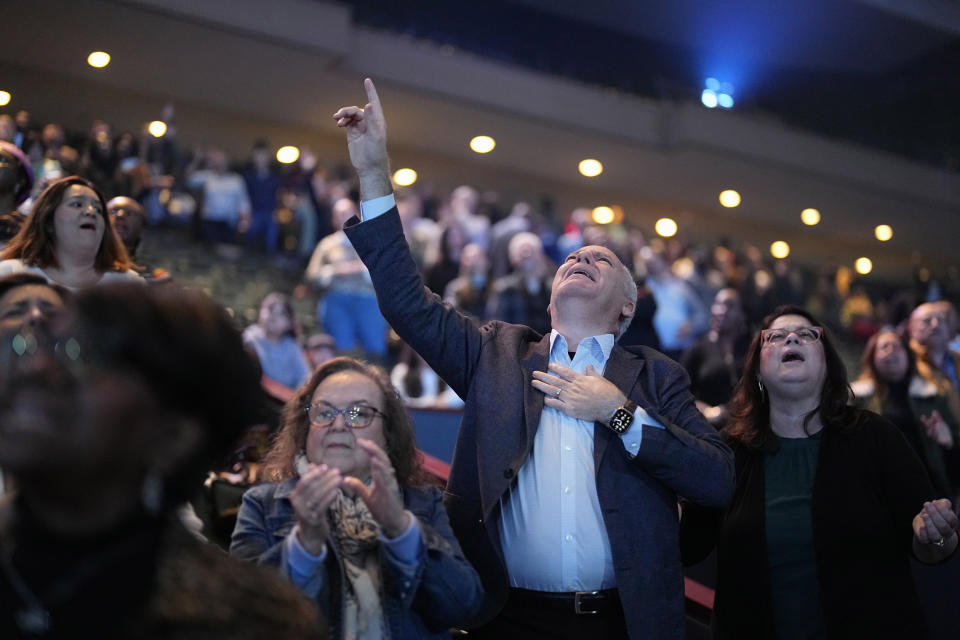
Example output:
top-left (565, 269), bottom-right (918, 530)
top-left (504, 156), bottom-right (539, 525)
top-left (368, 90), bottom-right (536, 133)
top-left (760, 326), bottom-right (823, 347)
top-left (305, 403), bottom-right (385, 429)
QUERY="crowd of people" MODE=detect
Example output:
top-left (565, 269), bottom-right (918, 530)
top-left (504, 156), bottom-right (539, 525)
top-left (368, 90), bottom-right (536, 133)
top-left (0, 80), bottom-right (956, 639)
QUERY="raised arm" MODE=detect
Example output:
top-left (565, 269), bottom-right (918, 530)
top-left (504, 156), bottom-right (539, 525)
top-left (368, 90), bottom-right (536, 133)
top-left (334, 80), bottom-right (490, 397)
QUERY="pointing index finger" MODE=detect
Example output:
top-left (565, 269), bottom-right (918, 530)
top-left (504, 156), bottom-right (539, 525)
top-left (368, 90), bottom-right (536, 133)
top-left (363, 78), bottom-right (382, 114)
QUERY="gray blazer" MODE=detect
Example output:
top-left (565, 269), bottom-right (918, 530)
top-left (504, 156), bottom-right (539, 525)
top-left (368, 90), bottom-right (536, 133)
top-left (346, 209), bottom-right (734, 639)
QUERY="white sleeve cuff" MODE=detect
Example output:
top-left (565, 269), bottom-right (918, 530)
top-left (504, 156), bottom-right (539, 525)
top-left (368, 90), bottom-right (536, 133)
top-left (360, 194), bottom-right (396, 221)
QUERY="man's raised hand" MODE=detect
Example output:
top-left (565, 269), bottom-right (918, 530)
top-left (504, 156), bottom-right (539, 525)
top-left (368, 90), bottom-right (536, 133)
top-left (333, 78), bottom-right (392, 199)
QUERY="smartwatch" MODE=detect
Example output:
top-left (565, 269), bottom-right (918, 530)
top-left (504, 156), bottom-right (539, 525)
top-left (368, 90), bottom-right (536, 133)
top-left (608, 400), bottom-right (638, 435)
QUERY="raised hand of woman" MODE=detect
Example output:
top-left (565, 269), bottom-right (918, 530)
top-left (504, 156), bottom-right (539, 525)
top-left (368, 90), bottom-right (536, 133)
top-left (289, 463), bottom-right (342, 554)
top-left (341, 439), bottom-right (411, 538)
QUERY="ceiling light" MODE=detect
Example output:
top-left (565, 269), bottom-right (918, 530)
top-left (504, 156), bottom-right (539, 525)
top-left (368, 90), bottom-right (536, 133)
top-left (801, 208), bottom-right (820, 226)
top-left (591, 206), bottom-right (614, 224)
top-left (393, 168), bottom-right (417, 186)
top-left (718, 189), bottom-right (741, 208)
top-left (276, 146), bottom-right (300, 164)
top-left (87, 51), bottom-right (111, 68)
top-left (147, 121), bottom-right (167, 138)
top-left (469, 135), bottom-right (495, 154)
top-left (855, 257), bottom-right (873, 275)
top-left (770, 241), bottom-right (790, 259)
top-left (579, 159), bottom-right (603, 177)
top-left (0, 91), bottom-right (10, 107)
top-left (655, 218), bottom-right (678, 238)
top-left (874, 224), bottom-right (893, 242)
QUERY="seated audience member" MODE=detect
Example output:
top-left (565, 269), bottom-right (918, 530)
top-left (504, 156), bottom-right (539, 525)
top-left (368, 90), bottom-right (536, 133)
top-left (0, 141), bottom-right (34, 243)
top-left (230, 357), bottom-right (484, 639)
top-left (681, 306), bottom-right (958, 639)
top-left (443, 242), bottom-right (491, 321)
top-left (0, 176), bottom-right (141, 289)
top-left (852, 329), bottom-right (959, 497)
top-left (0, 284), bottom-right (324, 638)
top-left (681, 288), bottom-right (750, 426)
top-left (486, 231), bottom-right (554, 336)
top-left (243, 292), bottom-right (312, 391)
top-left (107, 196), bottom-right (170, 281)
top-left (305, 198), bottom-right (387, 363)
top-left (305, 333), bottom-right (338, 371)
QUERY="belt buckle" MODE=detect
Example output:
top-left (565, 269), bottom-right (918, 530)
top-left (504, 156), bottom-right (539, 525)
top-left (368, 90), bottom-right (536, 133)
top-left (574, 590), bottom-right (601, 615)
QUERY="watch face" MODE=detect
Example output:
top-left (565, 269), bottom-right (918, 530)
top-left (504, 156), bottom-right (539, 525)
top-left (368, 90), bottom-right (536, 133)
top-left (610, 408), bottom-right (632, 434)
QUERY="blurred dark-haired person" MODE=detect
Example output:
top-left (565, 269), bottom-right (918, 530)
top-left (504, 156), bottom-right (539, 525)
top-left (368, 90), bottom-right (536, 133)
top-left (681, 306), bottom-right (958, 639)
top-left (0, 176), bottom-right (140, 289)
top-left (681, 288), bottom-right (750, 427)
top-left (243, 140), bottom-right (281, 253)
top-left (0, 283), bottom-right (324, 638)
top-left (852, 329), bottom-right (960, 498)
top-left (231, 357), bottom-right (483, 639)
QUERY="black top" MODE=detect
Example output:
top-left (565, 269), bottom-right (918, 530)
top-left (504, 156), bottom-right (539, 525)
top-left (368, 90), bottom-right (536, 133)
top-left (680, 411), bottom-right (941, 640)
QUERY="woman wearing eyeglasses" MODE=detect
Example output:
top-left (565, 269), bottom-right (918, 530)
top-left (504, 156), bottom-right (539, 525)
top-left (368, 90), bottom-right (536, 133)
top-left (230, 356), bottom-right (483, 639)
top-left (680, 306), bottom-right (958, 639)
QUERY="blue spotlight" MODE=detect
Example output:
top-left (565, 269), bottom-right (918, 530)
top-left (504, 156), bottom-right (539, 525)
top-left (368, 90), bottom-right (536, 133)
top-left (718, 93), bottom-right (734, 109)
top-left (705, 77), bottom-right (720, 92)
top-left (701, 89), bottom-right (718, 108)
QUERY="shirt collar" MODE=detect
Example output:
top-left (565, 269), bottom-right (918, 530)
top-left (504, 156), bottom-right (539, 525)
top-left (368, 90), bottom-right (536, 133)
top-left (549, 329), bottom-right (615, 363)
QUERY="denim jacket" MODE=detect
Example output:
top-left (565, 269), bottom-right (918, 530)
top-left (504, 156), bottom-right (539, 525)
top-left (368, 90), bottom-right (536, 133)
top-left (230, 478), bottom-right (484, 639)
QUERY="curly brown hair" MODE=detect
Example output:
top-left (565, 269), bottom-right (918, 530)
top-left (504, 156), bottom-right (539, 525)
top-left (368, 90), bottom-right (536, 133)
top-left (1, 175), bottom-right (132, 272)
top-left (262, 357), bottom-right (425, 485)
top-left (726, 305), bottom-right (859, 451)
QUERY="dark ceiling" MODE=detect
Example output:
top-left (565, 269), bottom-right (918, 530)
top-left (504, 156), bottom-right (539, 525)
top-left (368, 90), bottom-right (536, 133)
top-left (342, 0), bottom-right (960, 170)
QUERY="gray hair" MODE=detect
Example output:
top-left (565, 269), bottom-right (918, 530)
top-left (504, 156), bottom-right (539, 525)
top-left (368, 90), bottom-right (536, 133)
top-left (616, 261), bottom-right (638, 339)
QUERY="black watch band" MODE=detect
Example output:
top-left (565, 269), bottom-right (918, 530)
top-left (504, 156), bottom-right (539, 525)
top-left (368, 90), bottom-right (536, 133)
top-left (608, 399), bottom-right (638, 435)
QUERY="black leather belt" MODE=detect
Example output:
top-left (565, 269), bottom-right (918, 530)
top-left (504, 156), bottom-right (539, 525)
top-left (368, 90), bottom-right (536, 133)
top-left (508, 588), bottom-right (620, 615)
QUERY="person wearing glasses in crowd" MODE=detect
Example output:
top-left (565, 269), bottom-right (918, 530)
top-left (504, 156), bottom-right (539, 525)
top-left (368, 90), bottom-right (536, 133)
top-left (681, 305), bottom-right (958, 639)
top-left (230, 357), bottom-right (483, 639)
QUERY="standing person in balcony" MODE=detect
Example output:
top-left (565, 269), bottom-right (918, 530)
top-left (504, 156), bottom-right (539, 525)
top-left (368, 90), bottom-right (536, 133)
top-left (681, 306), bottom-right (958, 639)
top-left (331, 78), bottom-right (733, 640)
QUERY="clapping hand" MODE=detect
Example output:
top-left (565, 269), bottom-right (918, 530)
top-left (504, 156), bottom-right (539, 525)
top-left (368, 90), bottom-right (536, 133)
top-left (342, 439), bottom-right (412, 539)
top-left (289, 463), bottom-right (342, 555)
top-left (920, 410), bottom-right (954, 449)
